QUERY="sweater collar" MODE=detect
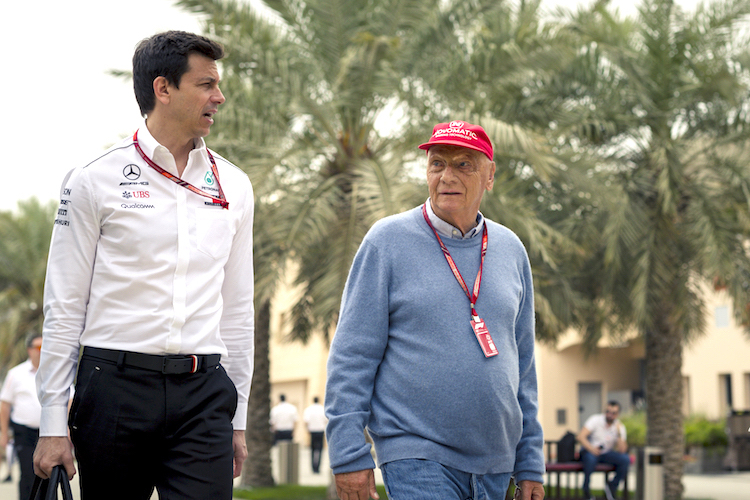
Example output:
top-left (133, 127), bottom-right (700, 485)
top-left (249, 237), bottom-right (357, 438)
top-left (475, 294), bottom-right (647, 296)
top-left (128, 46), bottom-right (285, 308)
top-left (425, 198), bottom-right (484, 240)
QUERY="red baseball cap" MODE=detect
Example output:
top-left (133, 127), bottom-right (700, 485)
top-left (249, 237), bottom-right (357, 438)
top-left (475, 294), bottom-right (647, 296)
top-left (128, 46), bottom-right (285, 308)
top-left (418, 120), bottom-right (493, 160)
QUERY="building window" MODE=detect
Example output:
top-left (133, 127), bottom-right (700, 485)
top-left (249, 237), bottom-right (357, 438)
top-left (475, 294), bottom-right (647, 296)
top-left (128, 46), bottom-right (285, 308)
top-left (720, 374), bottom-right (733, 415)
top-left (557, 409), bottom-right (567, 425)
top-left (715, 305), bottom-right (730, 328)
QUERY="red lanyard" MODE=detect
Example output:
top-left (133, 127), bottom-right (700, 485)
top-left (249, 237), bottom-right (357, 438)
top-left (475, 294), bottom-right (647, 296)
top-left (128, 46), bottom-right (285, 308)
top-left (133, 130), bottom-right (228, 209)
top-left (421, 204), bottom-right (487, 319)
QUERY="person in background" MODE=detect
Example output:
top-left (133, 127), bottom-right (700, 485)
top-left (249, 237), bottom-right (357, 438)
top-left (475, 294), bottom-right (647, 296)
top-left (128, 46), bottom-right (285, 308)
top-left (577, 401), bottom-right (630, 500)
top-left (270, 394), bottom-right (299, 445)
top-left (33, 30), bottom-right (255, 500)
top-left (325, 120), bottom-right (545, 500)
top-left (303, 397), bottom-right (328, 473)
top-left (1, 333), bottom-right (43, 500)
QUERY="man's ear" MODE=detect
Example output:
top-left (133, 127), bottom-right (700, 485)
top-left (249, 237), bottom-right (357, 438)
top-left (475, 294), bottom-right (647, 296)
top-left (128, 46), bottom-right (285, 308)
top-left (486, 161), bottom-right (496, 191)
top-left (153, 76), bottom-right (171, 106)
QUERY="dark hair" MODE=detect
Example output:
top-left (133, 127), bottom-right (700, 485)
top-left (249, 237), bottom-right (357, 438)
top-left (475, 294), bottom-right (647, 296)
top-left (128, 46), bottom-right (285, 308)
top-left (313, 397), bottom-right (319, 404)
top-left (607, 401), bottom-right (621, 410)
top-left (132, 30), bottom-right (224, 116)
top-left (280, 394), bottom-right (286, 402)
top-left (25, 332), bottom-right (42, 349)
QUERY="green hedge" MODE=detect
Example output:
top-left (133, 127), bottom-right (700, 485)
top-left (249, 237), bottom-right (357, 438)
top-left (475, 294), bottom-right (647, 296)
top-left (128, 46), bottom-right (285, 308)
top-left (619, 412), bottom-right (727, 448)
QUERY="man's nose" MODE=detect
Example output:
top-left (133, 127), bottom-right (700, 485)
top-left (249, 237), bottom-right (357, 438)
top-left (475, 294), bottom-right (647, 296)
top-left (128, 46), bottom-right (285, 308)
top-left (441, 165), bottom-right (457, 181)
top-left (214, 87), bottom-right (226, 105)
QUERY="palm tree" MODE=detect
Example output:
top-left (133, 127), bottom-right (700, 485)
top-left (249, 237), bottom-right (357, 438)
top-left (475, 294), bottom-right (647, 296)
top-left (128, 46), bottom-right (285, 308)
top-left (0, 199), bottom-right (56, 373)
top-left (550, 1), bottom-right (750, 497)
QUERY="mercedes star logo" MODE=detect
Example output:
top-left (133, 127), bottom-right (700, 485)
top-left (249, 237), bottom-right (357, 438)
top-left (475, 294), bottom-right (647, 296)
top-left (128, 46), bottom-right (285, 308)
top-left (123, 164), bottom-right (141, 180)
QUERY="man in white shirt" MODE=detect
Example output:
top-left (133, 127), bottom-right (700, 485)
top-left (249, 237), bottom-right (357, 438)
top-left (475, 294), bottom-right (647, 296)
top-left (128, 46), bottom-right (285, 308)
top-left (270, 394), bottom-right (299, 444)
top-left (1, 333), bottom-right (42, 500)
top-left (577, 401), bottom-right (630, 500)
top-left (303, 397), bottom-right (328, 473)
top-left (33, 31), bottom-right (254, 500)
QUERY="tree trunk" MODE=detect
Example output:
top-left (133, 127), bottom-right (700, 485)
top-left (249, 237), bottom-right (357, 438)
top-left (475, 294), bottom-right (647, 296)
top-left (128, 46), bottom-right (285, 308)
top-left (645, 308), bottom-right (685, 500)
top-left (241, 299), bottom-right (275, 487)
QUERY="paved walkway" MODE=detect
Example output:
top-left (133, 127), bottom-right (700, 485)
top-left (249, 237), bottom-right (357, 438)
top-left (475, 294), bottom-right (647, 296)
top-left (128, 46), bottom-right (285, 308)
top-left (1, 448), bottom-right (749, 499)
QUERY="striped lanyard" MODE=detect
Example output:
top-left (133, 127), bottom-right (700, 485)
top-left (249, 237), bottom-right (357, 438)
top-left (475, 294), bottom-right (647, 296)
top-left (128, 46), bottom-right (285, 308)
top-left (133, 130), bottom-right (228, 209)
top-left (421, 203), bottom-right (487, 320)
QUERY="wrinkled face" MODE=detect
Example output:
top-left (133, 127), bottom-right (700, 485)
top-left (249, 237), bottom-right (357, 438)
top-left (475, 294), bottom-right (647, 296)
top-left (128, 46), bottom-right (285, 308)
top-left (426, 145), bottom-right (495, 231)
top-left (165, 53), bottom-right (225, 140)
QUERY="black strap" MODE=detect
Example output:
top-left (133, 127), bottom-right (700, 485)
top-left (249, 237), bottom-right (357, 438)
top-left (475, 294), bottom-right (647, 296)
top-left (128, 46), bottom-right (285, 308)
top-left (82, 346), bottom-right (221, 374)
top-left (29, 465), bottom-right (73, 500)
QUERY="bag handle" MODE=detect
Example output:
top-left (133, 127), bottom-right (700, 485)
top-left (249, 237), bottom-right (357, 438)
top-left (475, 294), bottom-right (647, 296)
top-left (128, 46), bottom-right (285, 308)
top-left (29, 465), bottom-right (73, 500)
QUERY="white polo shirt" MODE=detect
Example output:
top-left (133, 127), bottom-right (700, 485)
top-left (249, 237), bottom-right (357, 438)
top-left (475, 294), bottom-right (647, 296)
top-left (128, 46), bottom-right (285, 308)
top-left (1, 360), bottom-right (41, 429)
top-left (583, 413), bottom-right (627, 452)
top-left (303, 403), bottom-right (328, 433)
top-left (270, 402), bottom-right (299, 432)
top-left (39, 123), bottom-right (255, 436)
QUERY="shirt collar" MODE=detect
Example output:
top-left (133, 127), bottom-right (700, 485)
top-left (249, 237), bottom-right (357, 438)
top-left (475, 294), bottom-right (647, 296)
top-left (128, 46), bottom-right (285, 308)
top-left (425, 198), bottom-right (484, 239)
top-left (136, 120), bottom-right (208, 176)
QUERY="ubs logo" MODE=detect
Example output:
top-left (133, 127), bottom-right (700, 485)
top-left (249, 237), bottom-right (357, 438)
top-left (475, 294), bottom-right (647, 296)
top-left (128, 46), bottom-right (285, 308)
top-left (123, 191), bottom-right (150, 199)
top-left (123, 164), bottom-right (141, 180)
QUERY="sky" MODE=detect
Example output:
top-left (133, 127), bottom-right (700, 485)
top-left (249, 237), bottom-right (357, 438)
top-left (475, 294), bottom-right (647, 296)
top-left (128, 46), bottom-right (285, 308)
top-left (1, 0), bottom-right (702, 212)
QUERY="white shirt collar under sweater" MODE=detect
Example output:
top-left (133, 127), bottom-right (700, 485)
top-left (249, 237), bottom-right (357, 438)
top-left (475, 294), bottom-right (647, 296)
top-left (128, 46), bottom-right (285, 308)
top-left (425, 198), bottom-right (485, 239)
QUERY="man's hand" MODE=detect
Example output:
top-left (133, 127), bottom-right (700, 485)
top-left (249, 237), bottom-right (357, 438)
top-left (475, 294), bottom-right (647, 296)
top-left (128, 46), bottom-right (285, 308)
top-left (232, 430), bottom-right (248, 478)
top-left (515, 480), bottom-right (544, 500)
top-left (334, 469), bottom-right (379, 500)
top-left (33, 436), bottom-right (76, 480)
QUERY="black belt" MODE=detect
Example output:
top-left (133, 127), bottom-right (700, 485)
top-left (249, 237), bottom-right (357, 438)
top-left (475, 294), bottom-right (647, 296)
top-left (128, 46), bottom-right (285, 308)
top-left (82, 347), bottom-right (220, 374)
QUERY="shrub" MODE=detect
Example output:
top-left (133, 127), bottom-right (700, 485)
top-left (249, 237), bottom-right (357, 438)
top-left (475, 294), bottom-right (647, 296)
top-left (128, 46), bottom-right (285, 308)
top-left (684, 414), bottom-right (728, 448)
top-left (620, 411), bottom-right (646, 447)
top-left (620, 412), bottom-right (727, 448)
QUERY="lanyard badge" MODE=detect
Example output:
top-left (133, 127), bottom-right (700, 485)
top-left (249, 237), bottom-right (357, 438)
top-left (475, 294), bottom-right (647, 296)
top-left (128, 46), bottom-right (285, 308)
top-left (422, 204), bottom-right (498, 358)
top-left (133, 130), bottom-right (229, 209)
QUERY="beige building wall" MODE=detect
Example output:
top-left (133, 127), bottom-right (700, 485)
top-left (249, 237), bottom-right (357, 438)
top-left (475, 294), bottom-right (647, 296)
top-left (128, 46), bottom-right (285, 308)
top-left (268, 273), bottom-right (331, 446)
top-left (683, 290), bottom-right (750, 418)
top-left (536, 333), bottom-right (643, 445)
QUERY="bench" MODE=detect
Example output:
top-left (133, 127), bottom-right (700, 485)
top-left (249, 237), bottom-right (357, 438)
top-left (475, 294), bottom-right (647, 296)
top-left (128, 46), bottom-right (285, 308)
top-left (544, 440), bottom-right (630, 500)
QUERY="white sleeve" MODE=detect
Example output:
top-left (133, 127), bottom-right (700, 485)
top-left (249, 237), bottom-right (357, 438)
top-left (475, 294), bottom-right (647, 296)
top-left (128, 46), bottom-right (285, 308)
top-left (217, 175), bottom-right (255, 430)
top-left (37, 167), bottom-right (99, 436)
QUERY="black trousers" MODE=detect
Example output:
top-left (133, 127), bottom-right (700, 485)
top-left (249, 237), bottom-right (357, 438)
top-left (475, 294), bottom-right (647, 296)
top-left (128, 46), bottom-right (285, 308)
top-left (10, 421), bottom-right (39, 500)
top-left (309, 432), bottom-right (325, 473)
top-left (69, 353), bottom-right (237, 500)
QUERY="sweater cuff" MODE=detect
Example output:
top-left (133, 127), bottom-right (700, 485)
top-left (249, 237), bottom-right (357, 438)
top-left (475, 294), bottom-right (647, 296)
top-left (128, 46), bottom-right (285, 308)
top-left (232, 402), bottom-right (248, 430)
top-left (331, 450), bottom-right (377, 475)
top-left (514, 472), bottom-right (545, 485)
top-left (40, 406), bottom-right (70, 436)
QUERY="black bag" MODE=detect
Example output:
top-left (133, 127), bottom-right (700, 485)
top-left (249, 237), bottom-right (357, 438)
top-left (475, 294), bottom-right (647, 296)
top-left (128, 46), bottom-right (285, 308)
top-left (28, 465), bottom-right (73, 500)
top-left (557, 431), bottom-right (577, 462)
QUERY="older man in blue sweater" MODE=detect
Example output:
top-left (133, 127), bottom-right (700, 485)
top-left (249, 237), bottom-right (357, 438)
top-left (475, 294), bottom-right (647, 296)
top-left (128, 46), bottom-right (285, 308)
top-left (325, 120), bottom-right (545, 500)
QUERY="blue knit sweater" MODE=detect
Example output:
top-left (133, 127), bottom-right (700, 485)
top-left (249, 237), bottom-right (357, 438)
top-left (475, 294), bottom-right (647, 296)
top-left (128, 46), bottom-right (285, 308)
top-left (325, 206), bottom-right (545, 484)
